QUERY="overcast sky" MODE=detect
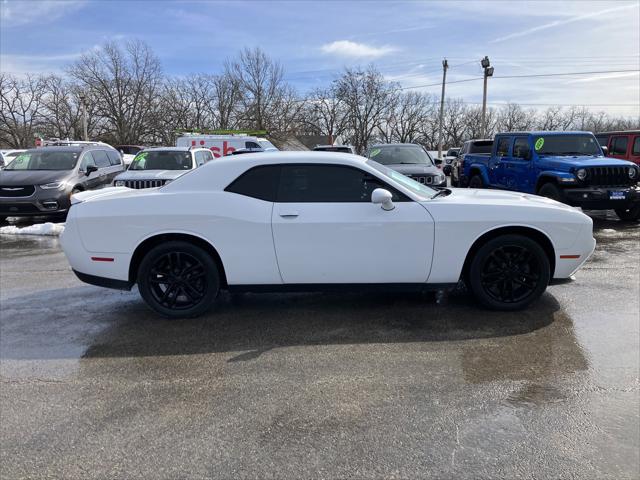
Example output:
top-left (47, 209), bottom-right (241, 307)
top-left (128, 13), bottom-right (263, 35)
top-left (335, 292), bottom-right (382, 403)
top-left (1, 0), bottom-right (639, 116)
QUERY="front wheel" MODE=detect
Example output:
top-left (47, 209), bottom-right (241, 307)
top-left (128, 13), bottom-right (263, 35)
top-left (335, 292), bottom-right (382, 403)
top-left (137, 241), bottom-right (220, 318)
top-left (538, 183), bottom-right (564, 203)
top-left (615, 204), bottom-right (640, 221)
top-left (468, 235), bottom-right (550, 311)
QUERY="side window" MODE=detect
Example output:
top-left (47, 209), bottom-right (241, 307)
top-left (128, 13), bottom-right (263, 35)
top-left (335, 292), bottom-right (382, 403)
top-left (79, 152), bottom-right (96, 171)
top-left (92, 150), bottom-right (111, 168)
top-left (496, 138), bottom-right (510, 156)
top-left (225, 165), bottom-right (281, 201)
top-left (106, 150), bottom-right (122, 166)
top-left (611, 136), bottom-right (629, 156)
top-left (204, 150), bottom-right (214, 162)
top-left (278, 164), bottom-right (405, 203)
top-left (195, 151), bottom-right (205, 167)
top-left (245, 141), bottom-right (260, 149)
top-left (512, 138), bottom-right (531, 159)
top-left (632, 137), bottom-right (640, 156)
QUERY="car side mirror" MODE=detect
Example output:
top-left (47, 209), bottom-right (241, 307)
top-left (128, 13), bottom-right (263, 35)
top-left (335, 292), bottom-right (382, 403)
top-left (601, 146), bottom-right (608, 156)
top-left (371, 188), bottom-right (395, 211)
top-left (85, 165), bottom-right (98, 176)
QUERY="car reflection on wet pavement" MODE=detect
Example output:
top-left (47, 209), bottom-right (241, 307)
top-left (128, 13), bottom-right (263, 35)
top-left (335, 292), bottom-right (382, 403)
top-left (0, 211), bottom-right (638, 479)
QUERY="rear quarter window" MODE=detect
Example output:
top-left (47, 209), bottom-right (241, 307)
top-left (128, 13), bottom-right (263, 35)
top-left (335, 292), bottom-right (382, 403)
top-left (225, 165), bottom-right (281, 201)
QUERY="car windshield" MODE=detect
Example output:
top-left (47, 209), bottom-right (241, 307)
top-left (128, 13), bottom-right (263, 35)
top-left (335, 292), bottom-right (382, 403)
top-left (4, 151), bottom-right (79, 171)
top-left (368, 145), bottom-right (434, 166)
top-left (257, 139), bottom-right (276, 150)
top-left (534, 135), bottom-right (602, 156)
top-left (129, 151), bottom-right (193, 170)
top-left (366, 159), bottom-right (437, 199)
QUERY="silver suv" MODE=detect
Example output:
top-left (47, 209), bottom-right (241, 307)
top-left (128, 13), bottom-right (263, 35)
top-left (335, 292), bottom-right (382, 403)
top-left (113, 147), bottom-right (213, 189)
top-left (0, 144), bottom-right (123, 221)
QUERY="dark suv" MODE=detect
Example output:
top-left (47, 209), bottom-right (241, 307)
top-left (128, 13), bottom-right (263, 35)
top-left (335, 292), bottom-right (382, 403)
top-left (0, 144), bottom-right (123, 221)
top-left (366, 143), bottom-right (446, 187)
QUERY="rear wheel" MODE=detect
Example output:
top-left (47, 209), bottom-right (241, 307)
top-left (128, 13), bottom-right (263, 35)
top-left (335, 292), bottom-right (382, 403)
top-left (469, 174), bottom-right (484, 188)
top-left (468, 234), bottom-right (550, 311)
top-left (538, 182), bottom-right (564, 203)
top-left (137, 241), bottom-right (220, 318)
top-left (615, 204), bottom-right (640, 221)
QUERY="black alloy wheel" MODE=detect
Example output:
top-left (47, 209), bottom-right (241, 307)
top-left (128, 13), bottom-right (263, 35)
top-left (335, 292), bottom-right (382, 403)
top-left (469, 235), bottom-right (550, 310)
top-left (138, 241), bottom-right (219, 318)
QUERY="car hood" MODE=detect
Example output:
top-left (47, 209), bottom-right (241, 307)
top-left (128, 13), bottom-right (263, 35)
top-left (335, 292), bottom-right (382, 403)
top-left (538, 155), bottom-right (636, 169)
top-left (72, 186), bottom-right (152, 204)
top-left (385, 164), bottom-right (441, 175)
top-left (114, 170), bottom-right (189, 181)
top-left (436, 187), bottom-right (578, 212)
top-left (0, 169), bottom-right (71, 186)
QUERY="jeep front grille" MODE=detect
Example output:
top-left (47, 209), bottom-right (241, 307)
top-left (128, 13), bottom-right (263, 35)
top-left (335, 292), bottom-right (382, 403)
top-left (585, 167), bottom-right (634, 187)
top-left (124, 179), bottom-right (167, 189)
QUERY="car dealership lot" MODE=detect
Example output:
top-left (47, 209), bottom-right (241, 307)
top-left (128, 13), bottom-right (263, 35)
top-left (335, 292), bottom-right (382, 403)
top-left (0, 212), bottom-right (638, 479)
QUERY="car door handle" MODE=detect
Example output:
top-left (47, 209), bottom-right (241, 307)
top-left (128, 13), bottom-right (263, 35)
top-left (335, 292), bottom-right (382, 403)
top-left (279, 212), bottom-right (299, 218)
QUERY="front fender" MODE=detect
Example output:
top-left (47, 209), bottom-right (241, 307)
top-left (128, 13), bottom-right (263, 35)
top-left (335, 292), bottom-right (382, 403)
top-left (537, 171), bottom-right (577, 189)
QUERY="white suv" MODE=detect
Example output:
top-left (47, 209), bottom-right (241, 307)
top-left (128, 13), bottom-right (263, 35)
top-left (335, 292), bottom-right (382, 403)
top-left (113, 147), bottom-right (213, 189)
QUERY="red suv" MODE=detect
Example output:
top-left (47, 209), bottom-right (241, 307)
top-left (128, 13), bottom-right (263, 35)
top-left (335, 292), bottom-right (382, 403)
top-left (596, 130), bottom-right (640, 166)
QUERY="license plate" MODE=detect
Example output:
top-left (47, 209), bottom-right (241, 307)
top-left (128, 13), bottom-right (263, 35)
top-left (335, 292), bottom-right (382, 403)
top-left (609, 191), bottom-right (626, 200)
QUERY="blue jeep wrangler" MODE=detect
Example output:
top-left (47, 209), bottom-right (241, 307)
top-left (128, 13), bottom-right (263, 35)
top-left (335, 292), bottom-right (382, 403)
top-left (460, 131), bottom-right (640, 221)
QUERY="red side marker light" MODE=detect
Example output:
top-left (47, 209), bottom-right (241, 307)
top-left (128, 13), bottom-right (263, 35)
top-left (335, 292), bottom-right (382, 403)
top-left (559, 255), bottom-right (580, 259)
top-left (91, 257), bottom-right (114, 262)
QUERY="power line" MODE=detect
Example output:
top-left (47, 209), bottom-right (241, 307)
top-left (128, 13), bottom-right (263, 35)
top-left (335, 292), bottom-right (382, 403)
top-left (397, 69), bottom-right (640, 91)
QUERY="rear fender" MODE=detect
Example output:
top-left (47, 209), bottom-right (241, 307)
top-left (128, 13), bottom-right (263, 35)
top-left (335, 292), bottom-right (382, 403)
top-left (468, 164), bottom-right (491, 185)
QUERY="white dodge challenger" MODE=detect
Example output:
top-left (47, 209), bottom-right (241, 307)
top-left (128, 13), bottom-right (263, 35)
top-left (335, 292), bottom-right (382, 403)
top-left (61, 152), bottom-right (596, 318)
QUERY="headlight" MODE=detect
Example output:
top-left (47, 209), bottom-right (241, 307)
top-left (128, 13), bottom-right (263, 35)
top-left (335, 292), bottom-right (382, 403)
top-left (629, 167), bottom-right (638, 179)
top-left (576, 168), bottom-right (587, 181)
top-left (39, 182), bottom-right (65, 190)
top-left (114, 180), bottom-right (126, 187)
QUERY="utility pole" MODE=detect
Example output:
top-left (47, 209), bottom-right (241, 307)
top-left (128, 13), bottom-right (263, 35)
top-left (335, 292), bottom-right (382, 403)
top-left (480, 56), bottom-right (494, 138)
top-left (437, 58), bottom-right (448, 160)
top-left (79, 93), bottom-right (88, 141)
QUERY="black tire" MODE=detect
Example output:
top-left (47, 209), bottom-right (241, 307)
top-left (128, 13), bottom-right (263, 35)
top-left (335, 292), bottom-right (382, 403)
top-left (137, 241), bottom-right (220, 318)
top-left (615, 204), bottom-right (640, 222)
top-left (468, 234), bottom-right (550, 311)
top-left (469, 174), bottom-right (484, 188)
top-left (538, 182), bottom-right (564, 203)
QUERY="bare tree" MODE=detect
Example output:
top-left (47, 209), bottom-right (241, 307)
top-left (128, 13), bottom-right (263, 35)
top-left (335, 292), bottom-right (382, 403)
top-left (335, 66), bottom-right (396, 153)
top-left (495, 103), bottom-right (535, 132)
top-left (210, 72), bottom-right (241, 129)
top-left (68, 39), bottom-right (163, 144)
top-left (302, 84), bottom-right (347, 142)
top-left (0, 74), bottom-right (48, 147)
top-left (227, 47), bottom-right (296, 131)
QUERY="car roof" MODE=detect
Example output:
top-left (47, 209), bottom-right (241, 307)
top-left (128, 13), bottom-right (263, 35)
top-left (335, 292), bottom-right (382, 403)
top-left (370, 143), bottom-right (422, 148)
top-left (596, 130), bottom-right (640, 135)
top-left (496, 131), bottom-right (594, 136)
top-left (163, 151), bottom-right (388, 196)
top-left (24, 145), bottom-right (107, 153)
top-left (142, 146), bottom-right (192, 152)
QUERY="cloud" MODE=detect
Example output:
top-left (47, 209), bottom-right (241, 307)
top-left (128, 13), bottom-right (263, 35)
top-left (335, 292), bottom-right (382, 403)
top-left (320, 40), bottom-right (396, 58)
top-left (490, 3), bottom-right (639, 43)
top-left (567, 71), bottom-right (640, 84)
top-left (1, 0), bottom-right (86, 27)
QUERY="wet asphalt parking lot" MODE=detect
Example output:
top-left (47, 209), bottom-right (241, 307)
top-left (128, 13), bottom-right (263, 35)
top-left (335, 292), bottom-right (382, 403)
top-left (0, 211), bottom-right (638, 479)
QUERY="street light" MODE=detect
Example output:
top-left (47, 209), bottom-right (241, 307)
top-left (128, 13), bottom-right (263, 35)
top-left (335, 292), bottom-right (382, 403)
top-left (79, 93), bottom-right (88, 141)
top-left (480, 56), bottom-right (494, 138)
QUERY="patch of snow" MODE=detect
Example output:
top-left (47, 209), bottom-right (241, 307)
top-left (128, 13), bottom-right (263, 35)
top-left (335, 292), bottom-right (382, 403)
top-left (0, 222), bottom-right (65, 236)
